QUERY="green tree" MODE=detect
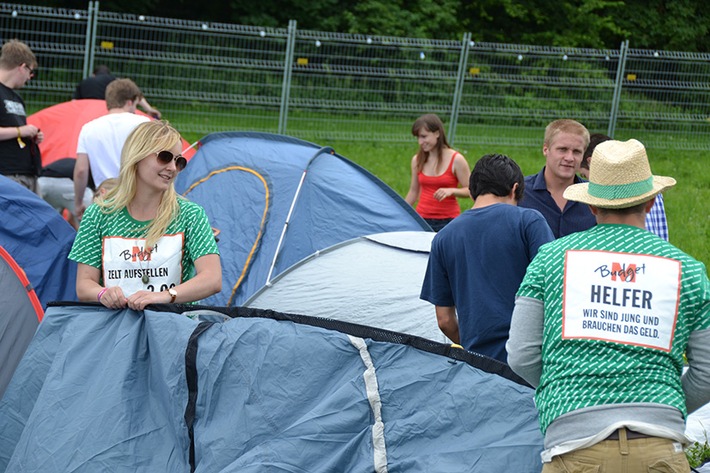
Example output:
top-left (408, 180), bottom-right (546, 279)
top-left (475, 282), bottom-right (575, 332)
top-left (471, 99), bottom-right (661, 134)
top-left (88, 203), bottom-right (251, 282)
top-left (34, 0), bottom-right (161, 13)
top-left (28, 0), bottom-right (710, 52)
top-left (339, 0), bottom-right (460, 39)
top-left (615, 0), bottom-right (710, 52)
top-left (460, 0), bottom-right (628, 49)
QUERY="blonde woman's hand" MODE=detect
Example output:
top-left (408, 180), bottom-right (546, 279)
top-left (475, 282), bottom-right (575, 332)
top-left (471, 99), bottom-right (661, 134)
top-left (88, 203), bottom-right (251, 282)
top-left (98, 286), bottom-right (128, 309)
top-left (126, 290), bottom-right (171, 311)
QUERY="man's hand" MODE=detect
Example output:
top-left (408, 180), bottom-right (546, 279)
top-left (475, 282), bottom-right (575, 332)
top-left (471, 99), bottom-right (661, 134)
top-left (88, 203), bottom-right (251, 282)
top-left (75, 202), bottom-right (87, 221)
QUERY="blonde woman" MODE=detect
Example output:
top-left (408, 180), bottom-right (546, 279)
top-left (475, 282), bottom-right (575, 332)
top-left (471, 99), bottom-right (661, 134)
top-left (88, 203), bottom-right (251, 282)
top-left (405, 114), bottom-right (471, 232)
top-left (69, 121), bottom-right (221, 310)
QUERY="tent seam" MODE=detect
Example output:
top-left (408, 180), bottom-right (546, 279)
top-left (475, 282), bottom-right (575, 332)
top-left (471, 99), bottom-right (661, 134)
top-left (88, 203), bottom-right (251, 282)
top-left (348, 335), bottom-right (389, 473)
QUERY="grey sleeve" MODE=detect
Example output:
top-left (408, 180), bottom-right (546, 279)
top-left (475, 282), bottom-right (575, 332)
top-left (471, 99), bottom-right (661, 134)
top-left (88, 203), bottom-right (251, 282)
top-left (506, 296), bottom-right (544, 387)
top-left (682, 327), bottom-right (710, 413)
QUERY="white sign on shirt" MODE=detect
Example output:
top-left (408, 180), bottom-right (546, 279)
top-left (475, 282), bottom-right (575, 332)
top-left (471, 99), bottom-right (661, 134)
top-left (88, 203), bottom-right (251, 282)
top-left (102, 233), bottom-right (184, 297)
top-left (562, 250), bottom-right (681, 352)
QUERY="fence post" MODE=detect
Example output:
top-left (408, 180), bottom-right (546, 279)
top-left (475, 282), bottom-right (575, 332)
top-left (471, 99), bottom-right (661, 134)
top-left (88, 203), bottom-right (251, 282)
top-left (448, 32), bottom-right (471, 146)
top-left (278, 20), bottom-right (297, 135)
top-left (82, 1), bottom-right (99, 78)
top-left (608, 40), bottom-right (629, 138)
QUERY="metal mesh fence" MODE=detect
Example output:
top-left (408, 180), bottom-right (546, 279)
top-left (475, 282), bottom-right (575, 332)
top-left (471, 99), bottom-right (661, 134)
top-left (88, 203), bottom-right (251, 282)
top-left (617, 49), bottom-right (710, 149)
top-left (285, 31), bottom-right (465, 142)
top-left (0, 3), bottom-right (90, 109)
top-left (91, 12), bottom-right (291, 136)
top-left (2, 1), bottom-right (710, 149)
top-left (455, 42), bottom-right (623, 147)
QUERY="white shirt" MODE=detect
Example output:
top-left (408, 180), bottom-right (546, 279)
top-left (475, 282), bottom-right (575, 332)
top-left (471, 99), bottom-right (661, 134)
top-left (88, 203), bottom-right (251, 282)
top-left (76, 112), bottom-right (150, 187)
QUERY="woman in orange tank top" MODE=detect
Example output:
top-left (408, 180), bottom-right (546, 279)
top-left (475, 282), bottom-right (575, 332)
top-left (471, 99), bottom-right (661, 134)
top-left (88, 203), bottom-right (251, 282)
top-left (404, 114), bottom-right (471, 232)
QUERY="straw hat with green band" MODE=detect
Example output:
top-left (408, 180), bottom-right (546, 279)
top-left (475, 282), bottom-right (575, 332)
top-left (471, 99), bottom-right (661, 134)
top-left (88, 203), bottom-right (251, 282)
top-left (563, 138), bottom-right (676, 209)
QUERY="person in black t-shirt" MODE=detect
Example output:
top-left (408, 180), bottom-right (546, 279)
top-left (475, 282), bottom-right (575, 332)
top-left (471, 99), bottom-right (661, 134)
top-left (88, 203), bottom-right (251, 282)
top-left (73, 64), bottom-right (116, 100)
top-left (0, 39), bottom-right (43, 193)
top-left (73, 65), bottom-right (162, 119)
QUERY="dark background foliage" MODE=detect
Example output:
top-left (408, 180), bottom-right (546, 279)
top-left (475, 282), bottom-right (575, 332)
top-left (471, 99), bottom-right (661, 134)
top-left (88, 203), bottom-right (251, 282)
top-left (29, 0), bottom-right (710, 52)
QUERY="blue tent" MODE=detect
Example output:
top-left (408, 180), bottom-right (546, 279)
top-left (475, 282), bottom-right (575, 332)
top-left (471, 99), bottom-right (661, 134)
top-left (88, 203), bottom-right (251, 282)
top-left (0, 176), bottom-right (77, 307)
top-left (175, 132), bottom-right (430, 307)
top-left (0, 304), bottom-right (543, 472)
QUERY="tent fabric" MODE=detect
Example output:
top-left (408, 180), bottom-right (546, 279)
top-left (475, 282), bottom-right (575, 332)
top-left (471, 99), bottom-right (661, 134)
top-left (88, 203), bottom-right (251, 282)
top-left (27, 99), bottom-right (195, 167)
top-left (245, 231), bottom-right (448, 343)
top-left (174, 132), bottom-right (431, 307)
top-left (0, 245), bottom-right (43, 400)
top-left (0, 175), bottom-right (78, 307)
top-left (0, 304), bottom-right (544, 472)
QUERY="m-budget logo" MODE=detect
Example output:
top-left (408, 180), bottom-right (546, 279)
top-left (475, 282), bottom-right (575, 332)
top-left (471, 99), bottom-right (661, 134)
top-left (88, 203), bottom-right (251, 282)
top-left (131, 246), bottom-right (151, 262)
top-left (119, 244), bottom-right (157, 262)
top-left (594, 262), bottom-right (646, 283)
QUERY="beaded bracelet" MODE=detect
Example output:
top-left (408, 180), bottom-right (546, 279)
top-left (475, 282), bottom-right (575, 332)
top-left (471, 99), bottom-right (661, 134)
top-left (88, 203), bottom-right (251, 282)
top-left (97, 287), bottom-right (108, 302)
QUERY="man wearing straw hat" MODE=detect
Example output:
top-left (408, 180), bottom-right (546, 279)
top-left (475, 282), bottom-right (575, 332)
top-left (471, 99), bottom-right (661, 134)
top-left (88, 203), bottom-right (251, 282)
top-left (507, 138), bottom-right (710, 471)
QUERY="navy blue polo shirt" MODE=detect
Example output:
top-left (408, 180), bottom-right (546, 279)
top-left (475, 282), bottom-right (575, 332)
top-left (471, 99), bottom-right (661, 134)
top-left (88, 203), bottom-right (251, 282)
top-left (518, 167), bottom-right (596, 239)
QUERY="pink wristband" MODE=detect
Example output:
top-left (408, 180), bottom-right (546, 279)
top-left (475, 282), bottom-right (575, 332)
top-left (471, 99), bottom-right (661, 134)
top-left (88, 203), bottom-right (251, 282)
top-left (97, 287), bottom-right (108, 302)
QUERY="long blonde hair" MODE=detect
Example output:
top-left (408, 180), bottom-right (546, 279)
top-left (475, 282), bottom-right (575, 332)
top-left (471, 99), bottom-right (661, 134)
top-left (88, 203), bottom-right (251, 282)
top-left (97, 120), bottom-right (183, 250)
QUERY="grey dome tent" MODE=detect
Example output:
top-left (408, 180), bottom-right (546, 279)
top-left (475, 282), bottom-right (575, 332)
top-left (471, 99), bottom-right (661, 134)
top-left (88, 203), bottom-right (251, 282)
top-left (0, 244), bottom-right (43, 400)
top-left (245, 231), bottom-right (448, 343)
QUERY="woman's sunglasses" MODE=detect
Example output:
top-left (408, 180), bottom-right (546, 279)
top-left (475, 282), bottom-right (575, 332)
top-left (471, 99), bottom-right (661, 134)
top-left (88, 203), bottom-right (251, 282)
top-left (156, 150), bottom-right (187, 171)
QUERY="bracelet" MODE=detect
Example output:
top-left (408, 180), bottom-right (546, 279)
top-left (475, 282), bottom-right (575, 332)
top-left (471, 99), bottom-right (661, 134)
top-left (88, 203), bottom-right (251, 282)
top-left (97, 287), bottom-right (108, 302)
top-left (16, 127), bottom-right (25, 149)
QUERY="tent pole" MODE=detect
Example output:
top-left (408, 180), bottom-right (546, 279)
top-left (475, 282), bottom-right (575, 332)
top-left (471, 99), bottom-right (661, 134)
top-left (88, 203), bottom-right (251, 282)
top-left (265, 146), bottom-right (334, 284)
top-left (182, 140), bottom-right (200, 154)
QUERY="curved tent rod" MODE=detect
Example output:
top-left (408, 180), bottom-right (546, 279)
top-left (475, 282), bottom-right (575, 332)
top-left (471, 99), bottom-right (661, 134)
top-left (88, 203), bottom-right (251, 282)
top-left (265, 146), bottom-right (335, 285)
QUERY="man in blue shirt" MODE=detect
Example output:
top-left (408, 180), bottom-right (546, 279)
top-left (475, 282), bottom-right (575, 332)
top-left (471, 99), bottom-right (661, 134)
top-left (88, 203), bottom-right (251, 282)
top-left (519, 119), bottom-right (596, 238)
top-left (420, 154), bottom-right (554, 363)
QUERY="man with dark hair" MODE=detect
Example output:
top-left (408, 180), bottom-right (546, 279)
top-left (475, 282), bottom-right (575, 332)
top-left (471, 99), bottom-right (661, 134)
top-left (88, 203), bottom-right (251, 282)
top-left (420, 153), bottom-right (554, 362)
top-left (519, 119), bottom-right (596, 238)
top-left (0, 39), bottom-right (44, 193)
top-left (73, 78), bottom-right (150, 219)
top-left (508, 139), bottom-right (710, 470)
top-left (73, 65), bottom-right (161, 119)
top-left (73, 65), bottom-right (116, 101)
top-left (579, 133), bottom-right (610, 179)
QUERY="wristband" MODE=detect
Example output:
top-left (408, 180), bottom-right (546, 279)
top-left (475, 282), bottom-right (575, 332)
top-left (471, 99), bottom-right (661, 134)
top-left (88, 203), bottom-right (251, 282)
top-left (97, 287), bottom-right (108, 302)
top-left (16, 127), bottom-right (25, 149)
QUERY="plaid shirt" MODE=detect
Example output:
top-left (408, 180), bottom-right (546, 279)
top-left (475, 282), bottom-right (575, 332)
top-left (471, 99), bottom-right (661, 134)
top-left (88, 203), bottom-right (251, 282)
top-left (645, 193), bottom-right (669, 241)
